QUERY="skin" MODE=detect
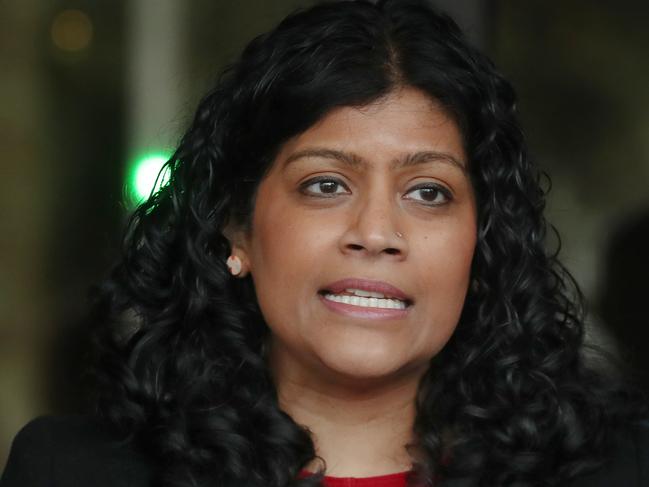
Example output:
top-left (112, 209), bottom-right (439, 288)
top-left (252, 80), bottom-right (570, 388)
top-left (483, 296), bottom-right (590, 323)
top-left (228, 86), bottom-right (477, 476)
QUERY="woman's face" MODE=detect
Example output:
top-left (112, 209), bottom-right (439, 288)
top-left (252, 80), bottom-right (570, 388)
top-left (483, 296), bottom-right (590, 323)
top-left (234, 87), bottom-right (477, 386)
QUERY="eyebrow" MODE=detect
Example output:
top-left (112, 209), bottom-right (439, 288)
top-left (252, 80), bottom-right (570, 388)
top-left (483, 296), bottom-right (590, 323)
top-left (282, 147), bottom-right (467, 175)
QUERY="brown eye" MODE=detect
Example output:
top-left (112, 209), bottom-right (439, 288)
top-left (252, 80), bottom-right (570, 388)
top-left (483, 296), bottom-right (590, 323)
top-left (404, 184), bottom-right (452, 206)
top-left (300, 177), bottom-right (349, 197)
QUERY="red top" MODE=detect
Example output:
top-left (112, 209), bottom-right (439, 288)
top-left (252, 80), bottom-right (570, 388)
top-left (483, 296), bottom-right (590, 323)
top-left (299, 469), bottom-right (410, 487)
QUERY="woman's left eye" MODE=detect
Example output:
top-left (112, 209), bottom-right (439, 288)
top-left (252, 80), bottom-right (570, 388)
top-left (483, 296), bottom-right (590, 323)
top-left (404, 184), bottom-right (452, 206)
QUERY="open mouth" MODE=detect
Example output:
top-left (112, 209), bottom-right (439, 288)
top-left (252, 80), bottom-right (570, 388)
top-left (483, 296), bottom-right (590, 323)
top-left (317, 289), bottom-right (413, 309)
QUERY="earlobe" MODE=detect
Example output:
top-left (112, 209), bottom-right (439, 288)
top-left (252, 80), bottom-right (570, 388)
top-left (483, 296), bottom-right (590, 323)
top-left (225, 248), bottom-right (251, 277)
top-left (226, 255), bottom-right (243, 276)
top-left (223, 225), bottom-right (251, 278)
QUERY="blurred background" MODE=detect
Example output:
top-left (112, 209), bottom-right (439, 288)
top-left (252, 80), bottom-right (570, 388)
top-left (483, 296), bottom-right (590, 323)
top-left (1, 0), bottom-right (648, 470)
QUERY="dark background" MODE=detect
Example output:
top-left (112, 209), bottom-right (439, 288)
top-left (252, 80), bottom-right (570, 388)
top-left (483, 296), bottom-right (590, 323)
top-left (1, 0), bottom-right (648, 469)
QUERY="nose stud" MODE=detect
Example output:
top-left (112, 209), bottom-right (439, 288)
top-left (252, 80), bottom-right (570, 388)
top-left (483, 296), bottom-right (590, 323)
top-left (395, 231), bottom-right (403, 238)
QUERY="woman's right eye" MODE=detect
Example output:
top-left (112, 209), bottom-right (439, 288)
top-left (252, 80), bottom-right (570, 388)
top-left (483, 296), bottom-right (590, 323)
top-left (299, 177), bottom-right (350, 197)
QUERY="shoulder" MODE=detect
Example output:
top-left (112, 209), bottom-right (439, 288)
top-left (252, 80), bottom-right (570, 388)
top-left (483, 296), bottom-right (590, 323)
top-left (566, 419), bottom-right (649, 487)
top-left (439, 421), bottom-right (649, 487)
top-left (1, 415), bottom-right (153, 487)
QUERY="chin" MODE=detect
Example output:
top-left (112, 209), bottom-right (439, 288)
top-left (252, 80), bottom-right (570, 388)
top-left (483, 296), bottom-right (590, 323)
top-left (316, 347), bottom-right (419, 385)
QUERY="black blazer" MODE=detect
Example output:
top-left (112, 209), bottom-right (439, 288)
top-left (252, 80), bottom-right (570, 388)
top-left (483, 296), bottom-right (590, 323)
top-left (2, 415), bottom-right (649, 486)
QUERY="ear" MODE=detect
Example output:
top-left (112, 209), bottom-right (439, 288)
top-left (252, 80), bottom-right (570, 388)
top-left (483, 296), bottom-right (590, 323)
top-left (222, 222), bottom-right (252, 277)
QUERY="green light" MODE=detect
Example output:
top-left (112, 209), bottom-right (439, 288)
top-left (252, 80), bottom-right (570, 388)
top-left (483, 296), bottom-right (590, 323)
top-left (127, 152), bottom-right (170, 204)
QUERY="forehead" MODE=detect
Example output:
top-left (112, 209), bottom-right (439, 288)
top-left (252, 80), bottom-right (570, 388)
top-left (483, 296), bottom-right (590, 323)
top-left (273, 87), bottom-right (467, 171)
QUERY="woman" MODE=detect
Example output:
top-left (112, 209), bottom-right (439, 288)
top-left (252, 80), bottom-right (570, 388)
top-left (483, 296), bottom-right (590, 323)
top-left (2, 1), bottom-right (647, 486)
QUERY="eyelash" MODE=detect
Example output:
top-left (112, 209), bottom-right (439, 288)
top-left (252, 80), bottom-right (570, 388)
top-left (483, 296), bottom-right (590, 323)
top-left (299, 176), bottom-right (453, 206)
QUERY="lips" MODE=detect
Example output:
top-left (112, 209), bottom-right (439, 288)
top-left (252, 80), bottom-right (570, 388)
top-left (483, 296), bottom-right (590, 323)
top-left (320, 277), bottom-right (413, 305)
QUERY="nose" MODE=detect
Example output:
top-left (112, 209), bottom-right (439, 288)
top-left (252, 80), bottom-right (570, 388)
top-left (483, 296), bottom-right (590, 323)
top-left (338, 188), bottom-right (408, 259)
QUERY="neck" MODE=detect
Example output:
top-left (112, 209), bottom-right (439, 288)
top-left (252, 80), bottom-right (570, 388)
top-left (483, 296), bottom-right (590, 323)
top-left (269, 342), bottom-right (425, 477)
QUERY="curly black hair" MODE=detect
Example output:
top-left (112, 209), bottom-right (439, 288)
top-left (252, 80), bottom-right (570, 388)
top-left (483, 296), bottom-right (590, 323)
top-left (90, 1), bottom-right (646, 486)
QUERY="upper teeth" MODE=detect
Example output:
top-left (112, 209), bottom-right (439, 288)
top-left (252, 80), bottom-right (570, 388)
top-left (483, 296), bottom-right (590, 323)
top-left (345, 288), bottom-right (389, 299)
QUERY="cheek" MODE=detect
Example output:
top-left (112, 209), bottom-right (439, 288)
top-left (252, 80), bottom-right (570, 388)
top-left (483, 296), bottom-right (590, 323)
top-left (412, 220), bottom-right (476, 349)
top-left (416, 215), bottom-right (476, 284)
top-left (253, 206), bottom-right (333, 280)
top-left (247, 193), bottom-right (337, 321)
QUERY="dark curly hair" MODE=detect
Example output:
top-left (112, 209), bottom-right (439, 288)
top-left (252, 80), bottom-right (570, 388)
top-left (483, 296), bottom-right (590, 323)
top-left (90, 1), bottom-right (646, 486)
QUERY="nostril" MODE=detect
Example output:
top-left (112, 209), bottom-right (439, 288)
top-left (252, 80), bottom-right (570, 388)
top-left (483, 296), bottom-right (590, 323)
top-left (385, 248), bottom-right (400, 255)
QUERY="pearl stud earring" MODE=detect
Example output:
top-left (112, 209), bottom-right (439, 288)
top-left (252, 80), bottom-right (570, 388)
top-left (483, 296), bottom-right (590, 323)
top-left (226, 255), bottom-right (242, 276)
